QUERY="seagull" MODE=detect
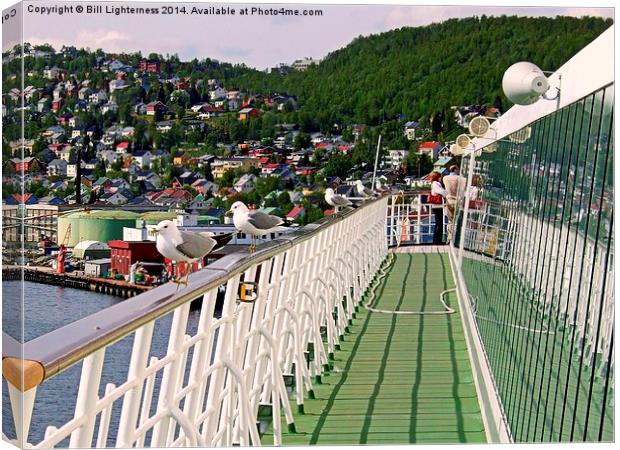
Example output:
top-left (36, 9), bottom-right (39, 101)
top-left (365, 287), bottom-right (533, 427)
top-left (325, 187), bottom-right (352, 212)
top-left (375, 179), bottom-right (390, 194)
top-left (153, 220), bottom-right (234, 287)
top-left (227, 201), bottom-right (291, 252)
top-left (355, 180), bottom-right (376, 199)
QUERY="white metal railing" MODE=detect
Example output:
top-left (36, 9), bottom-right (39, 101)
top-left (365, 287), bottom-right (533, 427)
top-left (460, 199), bottom-right (512, 261)
top-left (386, 191), bottom-right (448, 246)
top-left (3, 197), bottom-right (388, 448)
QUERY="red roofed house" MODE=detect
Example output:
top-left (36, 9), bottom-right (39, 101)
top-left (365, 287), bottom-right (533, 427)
top-left (147, 188), bottom-right (194, 207)
top-left (296, 167), bottom-right (316, 176)
top-left (254, 157), bottom-right (270, 165)
top-left (116, 141), bottom-right (130, 154)
top-left (48, 143), bottom-right (66, 153)
top-left (261, 163), bottom-right (280, 176)
top-left (287, 205), bottom-right (305, 221)
top-left (418, 141), bottom-right (443, 160)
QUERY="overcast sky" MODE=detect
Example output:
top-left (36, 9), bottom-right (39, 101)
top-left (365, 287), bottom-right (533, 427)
top-left (4, 0), bottom-right (615, 69)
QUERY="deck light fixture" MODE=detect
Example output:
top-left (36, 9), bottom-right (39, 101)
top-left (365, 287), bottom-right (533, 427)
top-left (502, 61), bottom-right (560, 105)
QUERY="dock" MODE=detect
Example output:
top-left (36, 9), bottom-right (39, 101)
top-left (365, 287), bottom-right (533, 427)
top-left (2, 266), bottom-right (152, 298)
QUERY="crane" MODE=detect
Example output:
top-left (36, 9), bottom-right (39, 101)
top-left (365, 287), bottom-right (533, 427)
top-left (57, 224), bottom-right (71, 274)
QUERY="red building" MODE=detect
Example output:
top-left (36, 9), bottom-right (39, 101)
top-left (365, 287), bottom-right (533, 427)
top-left (146, 101), bottom-right (169, 116)
top-left (109, 240), bottom-right (164, 276)
top-left (51, 99), bottom-right (63, 112)
top-left (11, 157), bottom-right (39, 173)
top-left (138, 59), bottom-right (161, 73)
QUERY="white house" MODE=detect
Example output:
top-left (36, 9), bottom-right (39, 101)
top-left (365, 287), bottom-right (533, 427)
top-left (57, 147), bottom-right (72, 162)
top-left (404, 121), bottom-right (420, 140)
top-left (156, 121), bottom-right (173, 133)
top-left (53, 86), bottom-right (64, 100)
top-left (227, 98), bottom-right (240, 110)
top-left (89, 91), bottom-right (108, 104)
top-left (43, 67), bottom-right (62, 80)
top-left (71, 128), bottom-right (84, 139)
top-left (67, 161), bottom-right (85, 177)
top-left (78, 87), bottom-right (92, 100)
top-left (109, 79), bottom-right (128, 92)
top-left (385, 149), bottom-right (409, 170)
top-left (102, 102), bottom-right (118, 114)
top-left (233, 173), bottom-right (257, 193)
top-left (98, 150), bottom-right (118, 166)
top-left (131, 150), bottom-right (152, 168)
top-left (47, 159), bottom-right (68, 177)
top-left (209, 87), bottom-right (227, 101)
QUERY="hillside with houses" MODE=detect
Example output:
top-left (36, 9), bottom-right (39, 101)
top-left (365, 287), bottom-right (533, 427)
top-left (2, 45), bottom-right (446, 240)
top-left (2, 15), bottom-right (611, 247)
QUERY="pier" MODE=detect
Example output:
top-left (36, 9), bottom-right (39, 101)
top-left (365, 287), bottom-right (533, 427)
top-left (2, 266), bottom-right (152, 298)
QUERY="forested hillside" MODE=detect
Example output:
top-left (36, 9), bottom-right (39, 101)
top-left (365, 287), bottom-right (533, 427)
top-left (229, 15), bottom-right (612, 127)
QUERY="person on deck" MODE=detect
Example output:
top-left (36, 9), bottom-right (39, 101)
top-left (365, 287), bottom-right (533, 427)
top-left (428, 171), bottom-right (447, 244)
top-left (442, 165), bottom-right (467, 240)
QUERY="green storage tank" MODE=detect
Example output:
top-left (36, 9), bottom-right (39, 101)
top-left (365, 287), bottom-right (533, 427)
top-left (58, 210), bottom-right (140, 247)
top-left (136, 212), bottom-right (178, 228)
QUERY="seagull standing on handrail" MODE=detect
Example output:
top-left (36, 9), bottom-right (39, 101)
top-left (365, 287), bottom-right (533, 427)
top-left (153, 220), bottom-right (234, 287)
top-left (227, 201), bottom-right (291, 252)
top-left (355, 180), bottom-right (376, 199)
top-left (325, 187), bottom-right (353, 212)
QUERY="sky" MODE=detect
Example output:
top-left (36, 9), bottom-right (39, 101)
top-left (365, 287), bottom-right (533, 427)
top-left (2, 0), bottom-right (615, 69)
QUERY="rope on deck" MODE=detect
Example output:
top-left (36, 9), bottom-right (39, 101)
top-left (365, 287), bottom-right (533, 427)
top-left (469, 294), bottom-right (555, 335)
top-left (363, 252), bottom-right (456, 315)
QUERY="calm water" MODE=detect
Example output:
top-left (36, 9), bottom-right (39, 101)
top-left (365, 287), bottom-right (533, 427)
top-left (2, 281), bottom-right (206, 445)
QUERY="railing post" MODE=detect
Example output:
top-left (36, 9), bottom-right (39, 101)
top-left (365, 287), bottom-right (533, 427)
top-left (181, 289), bottom-right (218, 431)
top-left (115, 321), bottom-right (155, 447)
top-left (69, 348), bottom-right (106, 448)
top-left (2, 355), bottom-right (44, 447)
top-left (201, 275), bottom-right (242, 444)
top-left (150, 302), bottom-right (191, 447)
top-left (7, 384), bottom-right (37, 448)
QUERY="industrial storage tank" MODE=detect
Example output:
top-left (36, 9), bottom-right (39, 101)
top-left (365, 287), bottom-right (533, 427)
top-left (136, 212), bottom-right (178, 228)
top-left (58, 210), bottom-right (140, 247)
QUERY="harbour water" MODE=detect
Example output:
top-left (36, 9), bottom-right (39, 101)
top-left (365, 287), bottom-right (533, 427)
top-left (2, 281), bottom-right (207, 445)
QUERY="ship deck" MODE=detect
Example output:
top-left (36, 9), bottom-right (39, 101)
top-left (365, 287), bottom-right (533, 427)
top-left (263, 250), bottom-right (487, 445)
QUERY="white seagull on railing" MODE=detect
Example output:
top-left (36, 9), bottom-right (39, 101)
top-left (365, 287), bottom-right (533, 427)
top-left (355, 180), bottom-right (376, 199)
top-left (153, 220), bottom-right (234, 287)
top-left (325, 187), bottom-right (353, 212)
top-left (375, 179), bottom-right (390, 194)
top-left (227, 201), bottom-right (291, 252)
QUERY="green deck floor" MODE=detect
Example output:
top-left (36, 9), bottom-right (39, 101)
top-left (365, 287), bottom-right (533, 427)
top-left (263, 252), bottom-right (487, 445)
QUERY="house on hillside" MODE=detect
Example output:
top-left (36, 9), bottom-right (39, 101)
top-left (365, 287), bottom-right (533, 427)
top-left (146, 101), bottom-right (169, 117)
top-left (238, 107), bottom-right (259, 121)
top-left (286, 204), bottom-right (305, 221)
top-left (404, 121), bottom-right (420, 140)
top-left (418, 141), bottom-right (442, 160)
top-left (47, 159), bottom-right (68, 177)
top-left (233, 173), bottom-right (256, 193)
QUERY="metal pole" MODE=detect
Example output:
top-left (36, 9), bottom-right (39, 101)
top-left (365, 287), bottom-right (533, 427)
top-left (371, 134), bottom-right (382, 190)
